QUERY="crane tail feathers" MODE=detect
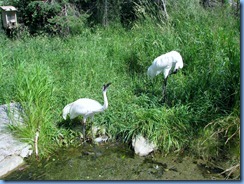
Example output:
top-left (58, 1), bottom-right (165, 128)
top-left (62, 103), bottom-right (72, 120)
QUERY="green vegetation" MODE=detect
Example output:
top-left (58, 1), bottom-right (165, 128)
top-left (0, 0), bottom-right (240, 178)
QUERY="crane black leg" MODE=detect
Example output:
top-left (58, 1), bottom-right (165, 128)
top-left (162, 78), bottom-right (167, 103)
top-left (82, 119), bottom-right (86, 142)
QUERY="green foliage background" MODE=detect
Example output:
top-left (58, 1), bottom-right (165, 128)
top-left (0, 0), bottom-right (240, 173)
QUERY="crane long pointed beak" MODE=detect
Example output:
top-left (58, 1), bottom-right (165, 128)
top-left (105, 82), bottom-right (112, 88)
top-left (103, 82), bottom-right (112, 91)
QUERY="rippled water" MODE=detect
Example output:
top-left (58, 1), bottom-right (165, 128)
top-left (3, 142), bottom-right (225, 180)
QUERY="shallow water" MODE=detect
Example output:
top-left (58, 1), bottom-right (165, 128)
top-left (3, 142), bottom-right (225, 180)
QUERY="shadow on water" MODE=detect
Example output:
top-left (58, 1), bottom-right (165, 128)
top-left (3, 141), bottom-right (227, 180)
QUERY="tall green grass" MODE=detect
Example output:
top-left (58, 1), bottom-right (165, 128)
top-left (0, 0), bottom-right (240, 162)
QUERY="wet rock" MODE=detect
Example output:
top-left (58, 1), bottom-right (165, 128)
top-left (0, 156), bottom-right (24, 177)
top-left (132, 135), bottom-right (157, 156)
top-left (0, 103), bottom-right (33, 178)
top-left (20, 145), bottom-right (33, 158)
top-left (94, 135), bottom-right (108, 143)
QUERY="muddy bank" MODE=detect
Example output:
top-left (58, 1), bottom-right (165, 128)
top-left (3, 141), bottom-right (228, 180)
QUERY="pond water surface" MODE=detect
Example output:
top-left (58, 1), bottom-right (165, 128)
top-left (3, 142), bottom-right (225, 180)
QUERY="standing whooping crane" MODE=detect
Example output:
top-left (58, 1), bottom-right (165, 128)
top-left (62, 83), bottom-right (111, 141)
top-left (147, 51), bottom-right (183, 102)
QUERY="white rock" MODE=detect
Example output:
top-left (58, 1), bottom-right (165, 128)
top-left (20, 145), bottom-right (33, 158)
top-left (132, 135), bottom-right (157, 156)
top-left (94, 135), bottom-right (108, 143)
top-left (0, 103), bottom-right (33, 178)
top-left (0, 156), bottom-right (4, 162)
top-left (0, 156), bottom-right (24, 177)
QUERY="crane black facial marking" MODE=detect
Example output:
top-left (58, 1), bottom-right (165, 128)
top-left (106, 82), bottom-right (112, 87)
top-left (103, 82), bottom-right (112, 90)
top-left (172, 69), bottom-right (178, 74)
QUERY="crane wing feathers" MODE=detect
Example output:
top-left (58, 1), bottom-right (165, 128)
top-left (67, 98), bottom-right (103, 119)
top-left (147, 51), bottom-right (183, 79)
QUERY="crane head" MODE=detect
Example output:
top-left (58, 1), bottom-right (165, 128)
top-left (172, 69), bottom-right (178, 74)
top-left (103, 82), bottom-right (112, 91)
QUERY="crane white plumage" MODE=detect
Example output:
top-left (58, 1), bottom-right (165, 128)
top-left (62, 83), bottom-right (111, 141)
top-left (147, 50), bottom-right (183, 101)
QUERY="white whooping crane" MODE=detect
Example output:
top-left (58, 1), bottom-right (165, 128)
top-left (62, 83), bottom-right (111, 141)
top-left (147, 50), bottom-right (183, 101)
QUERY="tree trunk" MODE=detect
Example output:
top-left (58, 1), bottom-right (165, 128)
top-left (200, 0), bottom-right (210, 8)
top-left (103, 0), bottom-right (108, 27)
top-left (161, 0), bottom-right (168, 19)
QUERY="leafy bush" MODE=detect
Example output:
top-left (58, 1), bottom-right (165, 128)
top-left (47, 5), bottom-right (89, 36)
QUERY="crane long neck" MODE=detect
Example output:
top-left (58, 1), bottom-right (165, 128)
top-left (102, 90), bottom-right (108, 110)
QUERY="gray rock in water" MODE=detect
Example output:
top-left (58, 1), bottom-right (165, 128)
top-left (0, 103), bottom-right (33, 178)
top-left (0, 156), bottom-right (24, 177)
